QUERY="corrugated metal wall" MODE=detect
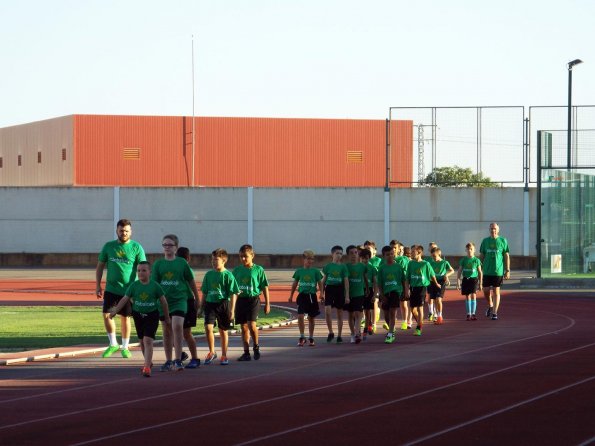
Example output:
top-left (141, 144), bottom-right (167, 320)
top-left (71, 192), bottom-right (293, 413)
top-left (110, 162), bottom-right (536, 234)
top-left (2, 115), bottom-right (412, 187)
top-left (0, 116), bottom-right (73, 186)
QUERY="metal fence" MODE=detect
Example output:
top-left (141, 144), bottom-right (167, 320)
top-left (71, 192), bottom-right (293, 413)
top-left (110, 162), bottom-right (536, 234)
top-left (387, 105), bottom-right (595, 186)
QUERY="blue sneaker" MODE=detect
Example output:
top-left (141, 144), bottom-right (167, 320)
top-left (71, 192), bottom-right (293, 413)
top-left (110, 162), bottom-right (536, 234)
top-left (160, 360), bottom-right (173, 372)
top-left (174, 360), bottom-right (184, 371)
top-left (204, 352), bottom-right (217, 365)
top-left (185, 358), bottom-right (200, 369)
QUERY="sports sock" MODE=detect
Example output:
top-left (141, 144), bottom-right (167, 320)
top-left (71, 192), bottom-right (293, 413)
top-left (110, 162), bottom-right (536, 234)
top-left (121, 338), bottom-right (129, 349)
top-left (107, 332), bottom-right (118, 346)
top-left (465, 300), bottom-right (470, 314)
top-left (471, 299), bottom-right (477, 314)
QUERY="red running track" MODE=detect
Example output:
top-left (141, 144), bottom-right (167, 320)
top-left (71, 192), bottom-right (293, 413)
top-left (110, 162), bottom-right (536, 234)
top-left (0, 291), bottom-right (594, 445)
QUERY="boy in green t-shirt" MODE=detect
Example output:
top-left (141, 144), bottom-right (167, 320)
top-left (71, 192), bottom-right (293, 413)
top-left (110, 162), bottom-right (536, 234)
top-left (377, 246), bottom-right (407, 344)
top-left (345, 245), bottom-right (367, 344)
top-left (457, 242), bottom-right (483, 320)
top-left (405, 245), bottom-right (440, 336)
top-left (109, 261), bottom-right (170, 377)
top-left (289, 250), bottom-right (324, 346)
top-left (322, 245), bottom-right (349, 343)
top-left (201, 248), bottom-right (240, 365)
top-left (427, 246), bottom-right (455, 325)
top-left (152, 234), bottom-right (200, 372)
top-left (176, 247), bottom-right (201, 369)
top-left (233, 244), bottom-right (270, 361)
top-left (359, 248), bottom-right (378, 338)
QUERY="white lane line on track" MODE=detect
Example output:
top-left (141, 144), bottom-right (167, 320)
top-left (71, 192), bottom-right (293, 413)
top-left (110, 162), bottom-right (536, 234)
top-left (577, 435), bottom-right (595, 446)
top-left (402, 376), bottom-right (595, 445)
top-left (233, 344), bottom-right (595, 446)
top-left (68, 336), bottom-right (593, 445)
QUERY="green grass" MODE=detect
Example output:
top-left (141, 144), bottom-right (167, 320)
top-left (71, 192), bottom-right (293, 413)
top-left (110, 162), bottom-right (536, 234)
top-left (0, 306), bottom-right (290, 352)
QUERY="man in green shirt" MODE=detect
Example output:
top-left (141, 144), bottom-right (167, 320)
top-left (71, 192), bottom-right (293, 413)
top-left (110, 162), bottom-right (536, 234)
top-left (480, 222), bottom-right (510, 321)
top-left (96, 219), bottom-right (146, 359)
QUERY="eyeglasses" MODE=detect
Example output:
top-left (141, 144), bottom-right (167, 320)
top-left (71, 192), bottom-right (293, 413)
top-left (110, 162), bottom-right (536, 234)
top-left (162, 243), bottom-right (176, 247)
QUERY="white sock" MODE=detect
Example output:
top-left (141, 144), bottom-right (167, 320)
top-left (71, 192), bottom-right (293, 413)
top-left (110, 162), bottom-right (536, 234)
top-left (107, 332), bottom-right (118, 346)
top-left (121, 338), bottom-right (130, 349)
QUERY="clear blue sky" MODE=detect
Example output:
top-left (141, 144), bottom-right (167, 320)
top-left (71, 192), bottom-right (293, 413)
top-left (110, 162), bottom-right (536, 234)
top-left (1, 0), bottom-right (594, 128)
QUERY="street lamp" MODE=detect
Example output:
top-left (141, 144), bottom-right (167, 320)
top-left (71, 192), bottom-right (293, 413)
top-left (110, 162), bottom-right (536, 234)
top-left (567, 58), bottom-right (583, 169)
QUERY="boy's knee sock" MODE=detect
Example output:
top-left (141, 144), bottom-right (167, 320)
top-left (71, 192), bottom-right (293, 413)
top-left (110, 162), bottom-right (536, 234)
top-left (471, 299), bottom-right (477, 314)
top-left (107, 332), bottom-right (118, 346)
top-left (465, 300), bottom-right (471, 314)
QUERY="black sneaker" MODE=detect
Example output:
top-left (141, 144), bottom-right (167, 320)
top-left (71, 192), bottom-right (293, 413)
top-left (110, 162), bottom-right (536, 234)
top-left (180, 351), bottom-right (189, 362)
top-left (326, 333), bottom-right (335, 343)
top-left (253, 347), bottom-right (260, 360)
top-left (485, 307), bottom-right (493, 318)
top-left (238, 352), bottom-right (251, 361)
top-left (491, 313), bottom-right (498, 320)
top-left (308, 338), bottom-right (315, 347)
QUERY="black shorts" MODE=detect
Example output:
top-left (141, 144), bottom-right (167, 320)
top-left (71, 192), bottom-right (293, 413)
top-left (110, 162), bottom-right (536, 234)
top-left (363, 289), bottom-right (376, 310)
top-left (324, 284), bottom-right (346, 309)
top-left (346, 295), bottom-right (364, 313)
top-left (409, 287), bottom-right (427, 308)
top-left (132, 310), bottom-right (160, 340)
top-left (428, 277), bottom-right (446, 299)
top-left (204, 300), bottom-right (232, 330)
top-left (102, 291), bottom-right (132, 317)
top-left (381, 291), bottom-right (401, 310)
top-left (461, 277), bottom-right (478, 296)
top-left (297, 293), bottom-right (320, 318)
top-left (183, 298), bottom-right (198, 329)
top-left (483, 275), bottom-right (504, 288)
top-left (235, 296), bottom-right (260, 324)
top-left (160, 310), bottom-right (186, 321)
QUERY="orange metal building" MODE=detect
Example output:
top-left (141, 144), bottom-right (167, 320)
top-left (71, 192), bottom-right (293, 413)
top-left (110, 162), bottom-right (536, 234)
top-left (0, 115), bottom-right (412, 187)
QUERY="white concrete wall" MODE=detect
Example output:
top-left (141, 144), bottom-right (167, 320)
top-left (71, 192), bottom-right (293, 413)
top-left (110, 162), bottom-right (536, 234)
top-left (0, 187), bottom-right (536, 256)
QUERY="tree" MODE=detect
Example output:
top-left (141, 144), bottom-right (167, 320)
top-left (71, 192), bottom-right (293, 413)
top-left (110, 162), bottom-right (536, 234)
top-left (420, 166), bottom-right (500, 187)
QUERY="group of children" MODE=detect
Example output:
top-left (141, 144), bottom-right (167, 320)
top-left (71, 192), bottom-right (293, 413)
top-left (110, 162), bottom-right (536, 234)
top-left (289, 239), bottom-right (488, 346)
top-left (110, 235), bottom-right (491, 376)
top-left (110, 240), bottom-right (270, 376)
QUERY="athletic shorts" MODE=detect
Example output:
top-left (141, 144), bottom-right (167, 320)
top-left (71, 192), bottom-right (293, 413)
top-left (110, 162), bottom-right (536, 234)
top-left (204, 300), bottom-right (232, 330)
top-left (324, 284), bottom-right (346, 309)
top-left (381, 291), bottom-right (401, 310)
top-left (235, 296), bottom-right (260, 324)
top-left (102, 291), bottom-right (132, 317)
top-left (296, 293), bottom-right (320, 318)
top-left (346, 295), bottom-right (364, 313)
top-left (428, 277), bottom-right (446, 299)
top-left (483, 275), bottom-right (504, 288)
top-left (132, 310), bottom-right (160, 340)
top-left (183, 298), bottom-right (197, 329)
top-left (409, 286), bottom-right (427, 308)
top-left (160, 310), bottom-right (186, 321)
top-left (363, 289), bottom-right (377, 310)
top-left (461, 277), bottom-right (478, 296)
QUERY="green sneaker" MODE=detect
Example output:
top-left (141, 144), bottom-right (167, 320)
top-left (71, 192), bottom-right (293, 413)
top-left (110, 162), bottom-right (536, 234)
top-left (384, 333), bottom-right (395, 344)
top-left (121, 348), bottom-right (132, 359)
top-left (415, 328), bottom-right (422, 336)
top-left (102, 345), bottom-right (120, 358)
top-left (382, 322), bottom-right (390, 330)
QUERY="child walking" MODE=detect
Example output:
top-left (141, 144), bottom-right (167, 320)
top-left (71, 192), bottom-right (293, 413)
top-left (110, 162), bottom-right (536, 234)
top-left (457, 242), bottom-right (483, 320)
top-left (322, 245), bottom-right (349, 343)
top-left (289, 250), bottom-right (324, 346)
top-left (405, 245), bottom-right (440, 336)
top-left (377, 246), bottom-right (406, 344)
top-left (109, 261), bottom-right (170, 377)
top-left (427, 246), bottom-right (455, 324)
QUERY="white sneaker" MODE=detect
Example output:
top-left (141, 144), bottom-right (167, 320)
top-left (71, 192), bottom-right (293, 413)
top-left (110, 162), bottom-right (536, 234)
top-left (350, 335), bottom-right (356, 344)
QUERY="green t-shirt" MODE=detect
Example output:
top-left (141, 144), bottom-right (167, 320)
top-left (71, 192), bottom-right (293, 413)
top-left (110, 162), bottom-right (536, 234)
top-left (377, 262), bottom-right (405, 294)
top-left (368, 256), bottom-right (383, 269)
top-left (459, 256), bottom-right (482, 278)
top-left (125, 280), bottom-right (165, 314)
top-left (151, 257), bottom-right (195, 304)
top-left (232, 264), bottom-right (269, 298)
top-left (396, 256), bottom-right (410, 272)
top-left (427, 258), bottom-right (453, 279)
top-left (292, 268), bottom-right (323, 294)
top-left (346, 262), bottom-right (367, 297)
top-left (480, 236), bottom-right (510, 276)
top-left (322, 263), bottom-right (348, 286)
top-left (98, 239), bottom-right (146, 295)
top-left (406, 260), bottom-right (435, 287)
top-left (201, 269), bottom-right (240, 303)
top-left (365, 263), bottom-right (378, 288)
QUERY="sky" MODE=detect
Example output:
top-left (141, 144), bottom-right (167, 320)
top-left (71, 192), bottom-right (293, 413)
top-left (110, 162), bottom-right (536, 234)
top-left (1, 0), bottom-right (594, 128)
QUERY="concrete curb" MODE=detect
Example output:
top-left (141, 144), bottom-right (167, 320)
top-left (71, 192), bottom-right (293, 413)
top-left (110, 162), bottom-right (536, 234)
top-left (0, 305), bottom-right (298, 366)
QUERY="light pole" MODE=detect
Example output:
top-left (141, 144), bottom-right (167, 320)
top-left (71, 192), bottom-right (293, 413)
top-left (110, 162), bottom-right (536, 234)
top-left (567, 59), bottom-right (583, 169)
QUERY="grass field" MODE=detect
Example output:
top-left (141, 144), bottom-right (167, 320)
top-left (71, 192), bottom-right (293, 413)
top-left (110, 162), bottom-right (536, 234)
top-left (0, 306), bottom-right (290, 351)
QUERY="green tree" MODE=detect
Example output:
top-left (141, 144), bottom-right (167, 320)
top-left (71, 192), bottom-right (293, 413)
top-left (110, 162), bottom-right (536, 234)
top-left (420, 166), bottom-right (500, 187)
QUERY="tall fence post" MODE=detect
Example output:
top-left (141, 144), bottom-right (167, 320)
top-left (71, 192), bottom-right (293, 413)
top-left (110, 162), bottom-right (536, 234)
top-left (113, 186), bottom-right (120, 237)
top-left (247, 186), bottom-right (254, 246)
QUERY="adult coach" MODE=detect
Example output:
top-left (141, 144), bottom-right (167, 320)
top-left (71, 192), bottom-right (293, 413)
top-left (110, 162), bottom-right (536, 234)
top-left (96, 219), bottom-right (146, 358)
top-left (480, 222), bottom-right (510, 320)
